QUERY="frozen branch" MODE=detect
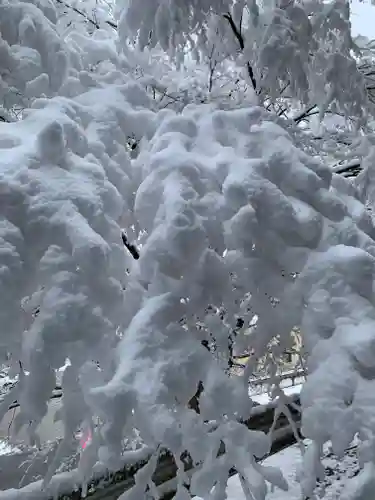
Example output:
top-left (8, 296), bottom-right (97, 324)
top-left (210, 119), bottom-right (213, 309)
top-left (54, 0), bottom-right (117, 30)
top-left (223, 13), bottom-right (257, 91)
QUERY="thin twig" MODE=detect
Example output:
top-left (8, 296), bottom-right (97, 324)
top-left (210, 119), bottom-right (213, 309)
top-left (208, 44), bottom-right (218, 93)
top-left (55, 0), bottom-right (117, 30)
top-left (293, 104), bottom-right (317, 123)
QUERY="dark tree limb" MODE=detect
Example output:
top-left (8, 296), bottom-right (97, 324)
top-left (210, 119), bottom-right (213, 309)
top-left (293, 104), bottom-right (317, 123)
top-left (121, 231), bottom-right (140, 260)
top-left (188, 340), bottom-right (211, 414)
top-left (334, 162), bottom-right (362, 177)
top-left (223, 13), bottom-right (257, 91)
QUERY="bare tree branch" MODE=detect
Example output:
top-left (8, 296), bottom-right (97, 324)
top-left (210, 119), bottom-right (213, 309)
top-left (54, 0), bottom-right (117, 30)
top-left (334, 161), bottom-right (362, 177)
top-left (121, 231), bottom-right (140, 260)
top-left (207, 43), bottom-right (219, 93)
top-left (292, 104), bottom-right (317, 123)
top-left (223, 13), bottom-right (257, 91)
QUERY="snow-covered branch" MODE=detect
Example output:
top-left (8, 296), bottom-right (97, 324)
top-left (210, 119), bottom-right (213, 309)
top-left (54, 0), bottom-right (117, 30)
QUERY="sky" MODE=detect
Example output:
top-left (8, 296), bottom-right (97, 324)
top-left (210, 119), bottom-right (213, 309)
top-left (351, 0), bottom-right (375, 39)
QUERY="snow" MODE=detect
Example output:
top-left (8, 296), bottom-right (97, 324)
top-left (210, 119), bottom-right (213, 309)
top-left (0, 375), bottom-right (16, 397)
top-left (2, 84), bottom-right (374, 494)
top-left (198, 446), bottom-right (304, 500)
top-left (0, 446), bottom-right (151, 500)
top-left (0, 441), bottom-right (21, 456)
top-left (196, 442), bottom-right (360, 500)
top-left (1, 0), bottom-right (375, 498)
top-left (251, 383), bottom-right (302, 406)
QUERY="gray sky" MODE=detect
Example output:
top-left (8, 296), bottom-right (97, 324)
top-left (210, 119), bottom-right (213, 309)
top-left (351, 0), bottom-right (375, 39)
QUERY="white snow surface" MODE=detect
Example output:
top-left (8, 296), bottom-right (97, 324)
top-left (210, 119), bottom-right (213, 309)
top-left (0, 441), bottom-right (21, 456)
top-left (251, 383), bottom-right (302, 406)
top-left (196, 441), bottom-right (360, 500)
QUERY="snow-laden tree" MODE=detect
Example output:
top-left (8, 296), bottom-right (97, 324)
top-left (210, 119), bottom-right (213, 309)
top-left (2, 0), bottom-right (375, 499)
top-left (117, 0), bottom-right (369, 118)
